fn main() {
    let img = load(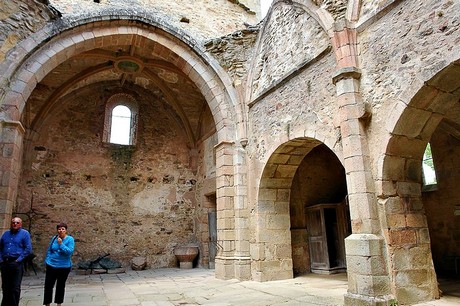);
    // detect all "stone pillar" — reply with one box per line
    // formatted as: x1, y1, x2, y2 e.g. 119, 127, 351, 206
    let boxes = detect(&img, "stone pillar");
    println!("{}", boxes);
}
250, 142, 307, 282
214, 141, 250, 280
233, 145, 251, 279
0, 120, 25, 232
332, 26, 395, 305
